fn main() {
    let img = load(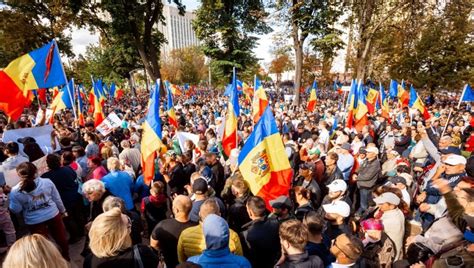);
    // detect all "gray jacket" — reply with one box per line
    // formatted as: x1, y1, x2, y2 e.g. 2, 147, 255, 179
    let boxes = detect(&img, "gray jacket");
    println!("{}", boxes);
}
356, 158, 381, 188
